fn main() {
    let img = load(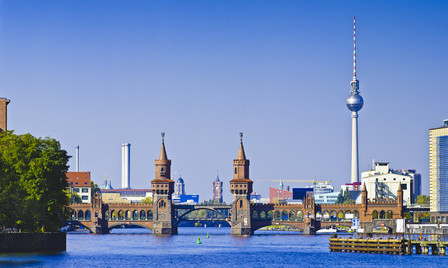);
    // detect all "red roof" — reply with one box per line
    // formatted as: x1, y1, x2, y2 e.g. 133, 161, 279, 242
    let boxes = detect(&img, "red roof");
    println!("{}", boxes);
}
66, 172, 91, 187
